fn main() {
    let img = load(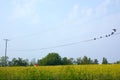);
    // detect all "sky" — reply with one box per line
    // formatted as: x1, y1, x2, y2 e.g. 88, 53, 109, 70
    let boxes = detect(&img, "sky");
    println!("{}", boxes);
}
0, 0, 120, 63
